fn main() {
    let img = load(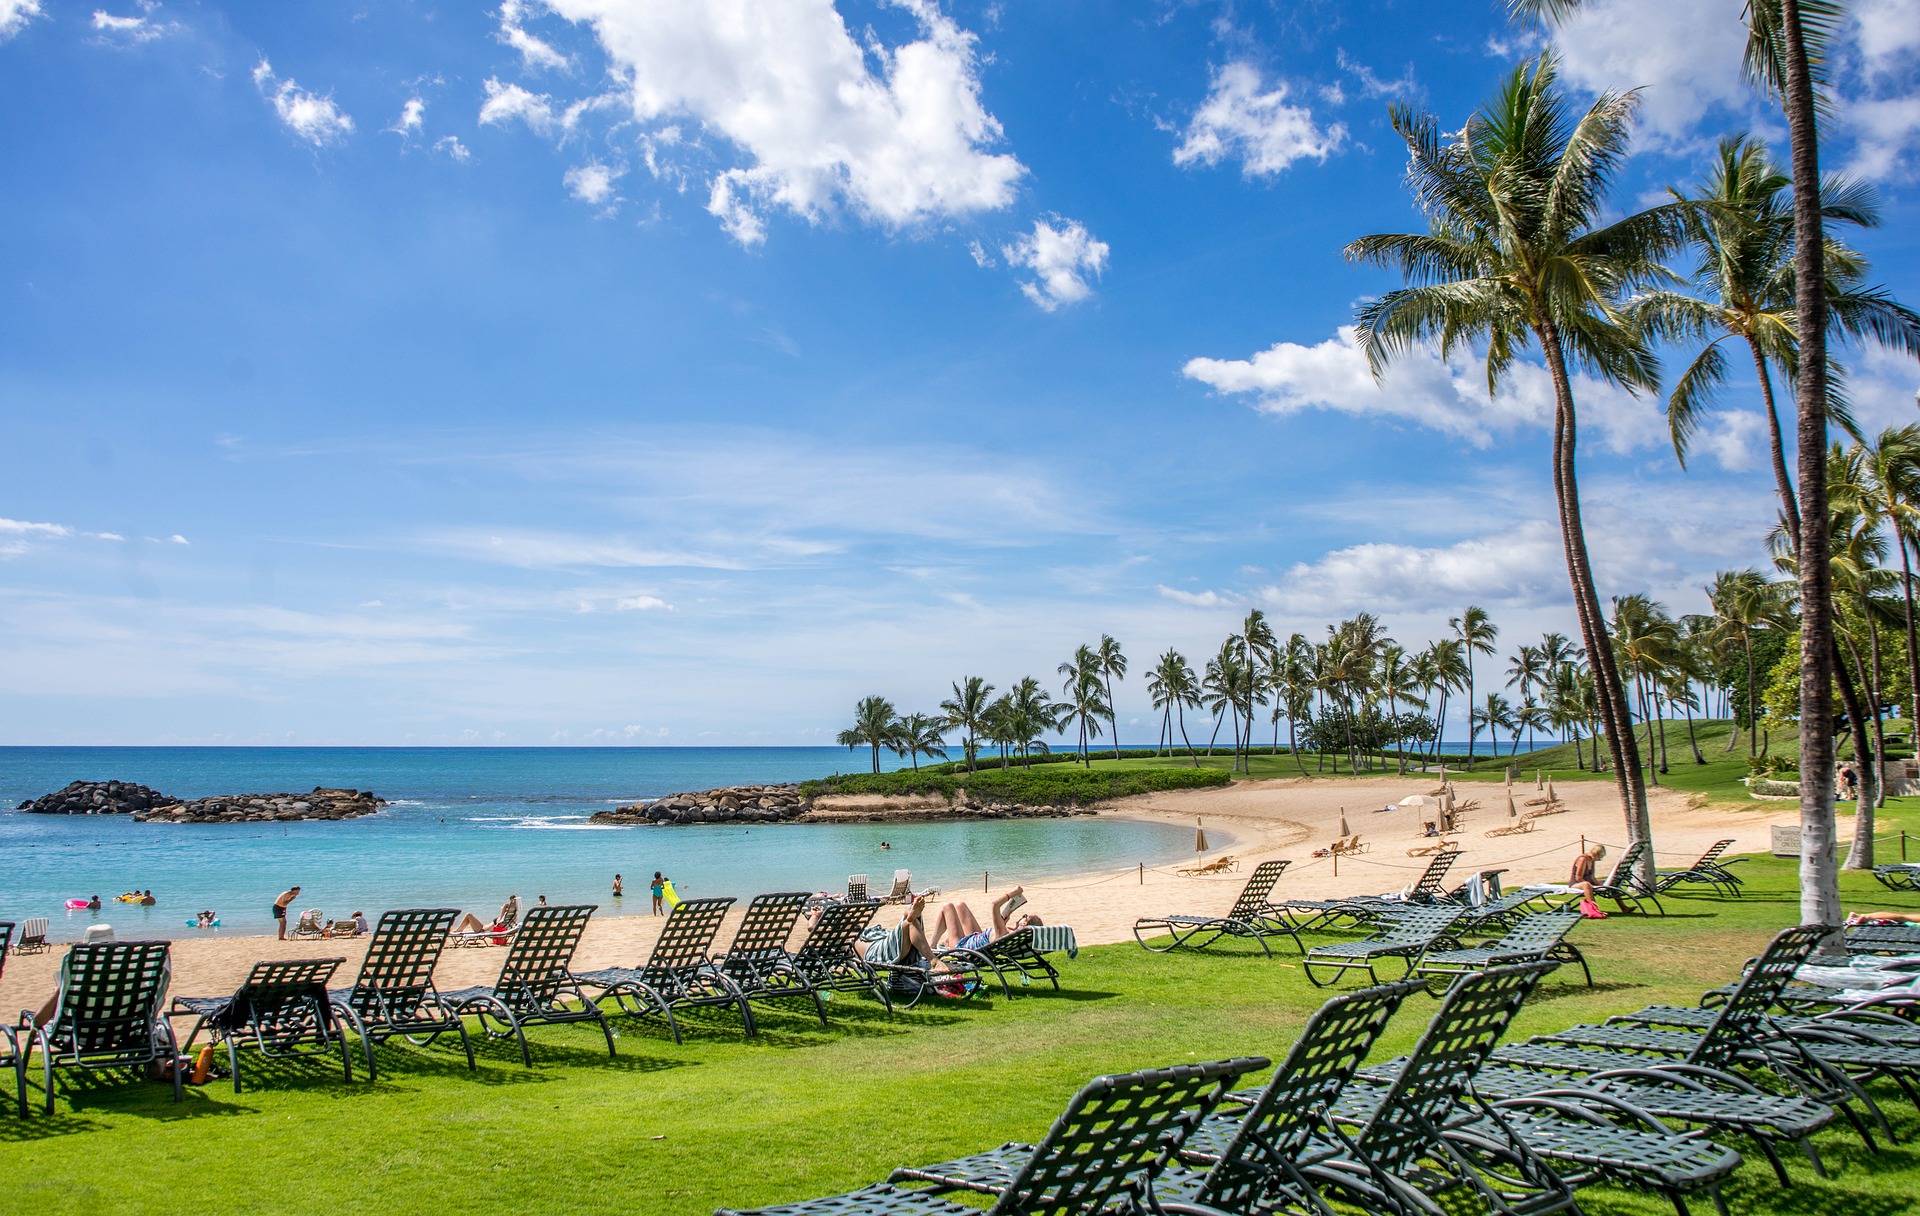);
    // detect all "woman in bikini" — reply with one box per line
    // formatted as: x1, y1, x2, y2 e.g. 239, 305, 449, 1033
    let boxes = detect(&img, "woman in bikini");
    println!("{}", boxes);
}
930, 886, 1041, 953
